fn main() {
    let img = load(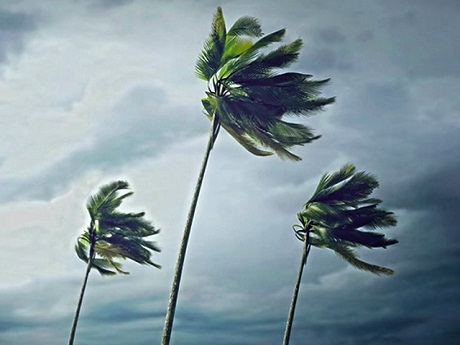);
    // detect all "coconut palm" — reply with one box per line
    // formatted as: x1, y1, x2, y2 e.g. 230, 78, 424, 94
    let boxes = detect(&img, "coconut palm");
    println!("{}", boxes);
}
283, 163, 398, 345
68, 180, 160, 345
162, 7, 335, 344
